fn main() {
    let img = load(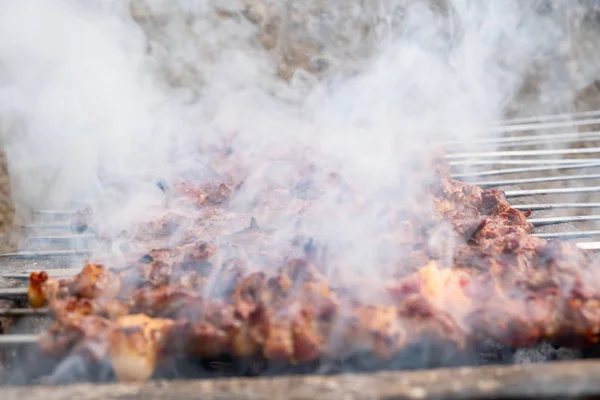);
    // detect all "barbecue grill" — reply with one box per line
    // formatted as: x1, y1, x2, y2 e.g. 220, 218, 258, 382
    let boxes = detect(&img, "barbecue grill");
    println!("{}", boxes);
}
2, 111, 600, 399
